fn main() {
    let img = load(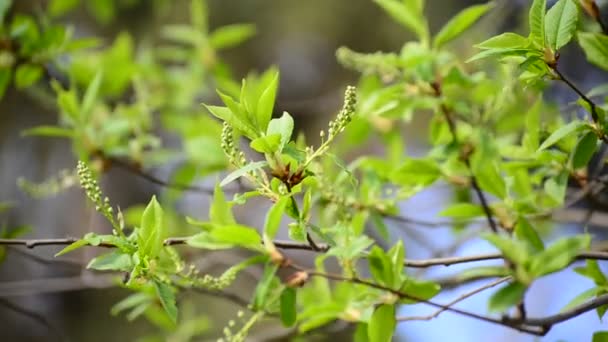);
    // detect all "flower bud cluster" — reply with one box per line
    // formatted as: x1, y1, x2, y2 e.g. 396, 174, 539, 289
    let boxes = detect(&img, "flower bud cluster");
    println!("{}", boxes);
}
327, 86, 357, 139
221, 122, 246, 166
77, 161, 118, 229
